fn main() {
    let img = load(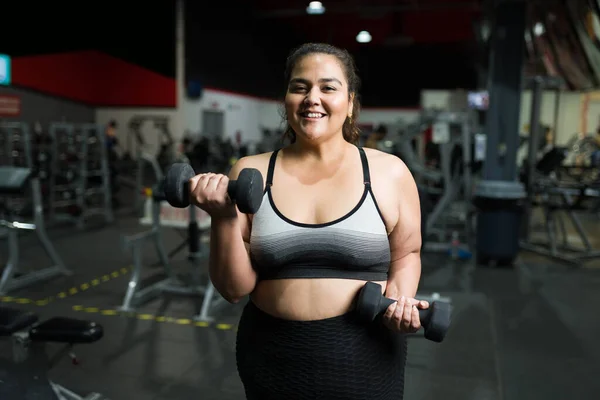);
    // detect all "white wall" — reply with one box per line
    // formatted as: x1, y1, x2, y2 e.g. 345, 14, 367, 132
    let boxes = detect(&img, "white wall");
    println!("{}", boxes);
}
421, 89, 582, 145
258, 100, 284, 131
95, 108, 178, 156
96, 90, 280, 156
359, 108, 421, 127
